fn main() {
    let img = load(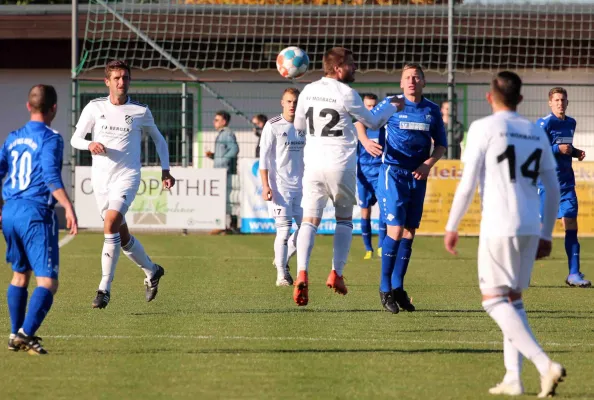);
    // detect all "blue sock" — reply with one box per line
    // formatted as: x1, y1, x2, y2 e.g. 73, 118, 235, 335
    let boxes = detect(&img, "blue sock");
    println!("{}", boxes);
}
7, 285, 28, 335
378, 220, 387, 249
393, 238, 413, 290
21, 287, 54, 337
380, 236, 401, 293
565, 230, 580, 275
361, 219, 373, 251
